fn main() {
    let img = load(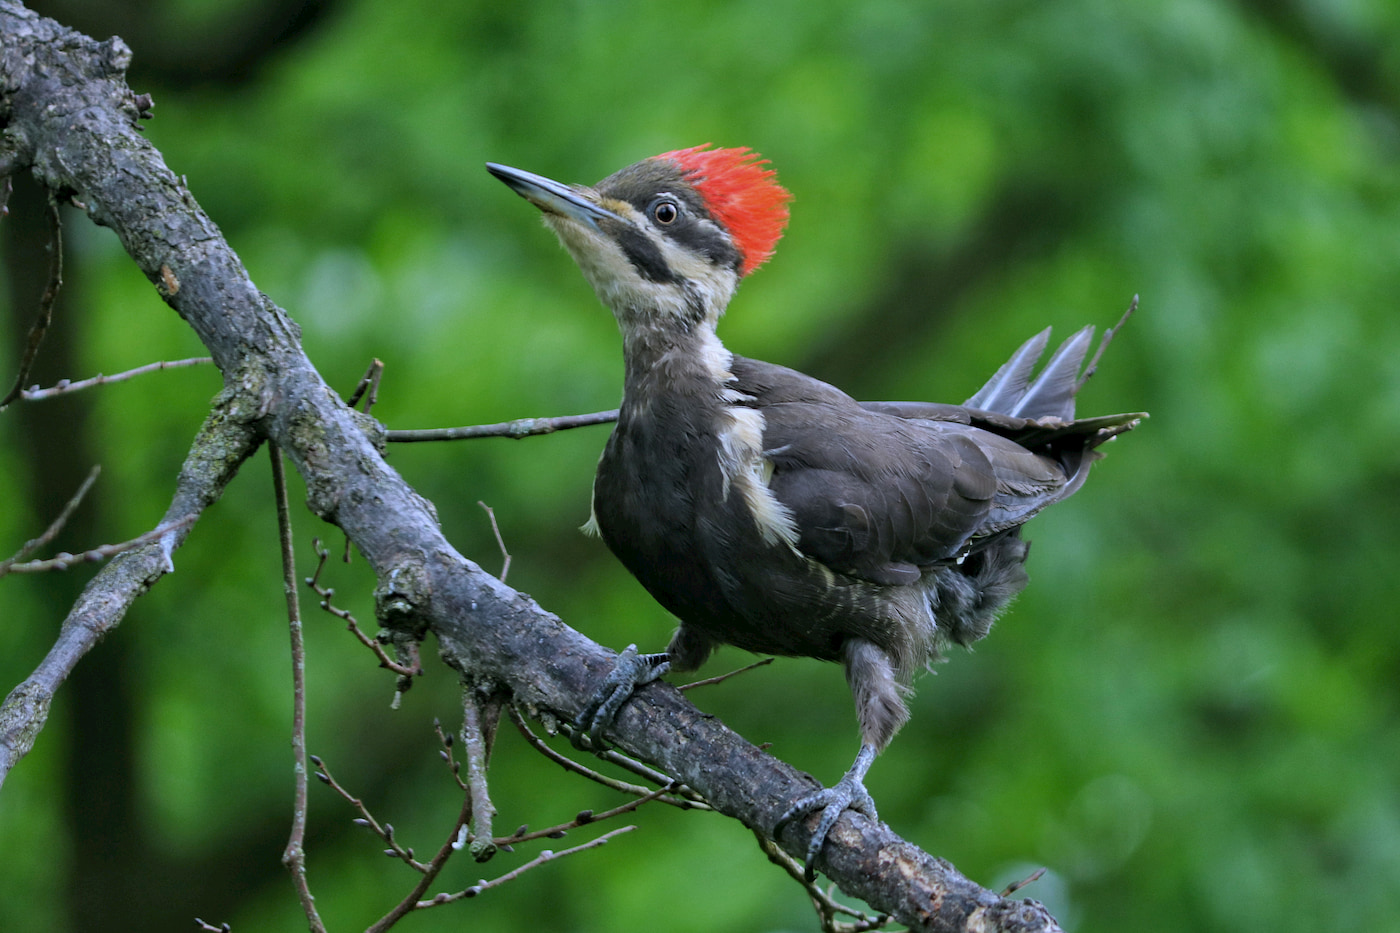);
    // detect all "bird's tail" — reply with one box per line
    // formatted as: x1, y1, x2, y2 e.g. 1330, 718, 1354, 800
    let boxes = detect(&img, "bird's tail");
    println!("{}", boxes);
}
964, 302, 1142, 447
965, 325, 1095, 421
